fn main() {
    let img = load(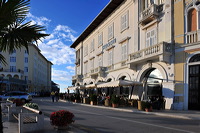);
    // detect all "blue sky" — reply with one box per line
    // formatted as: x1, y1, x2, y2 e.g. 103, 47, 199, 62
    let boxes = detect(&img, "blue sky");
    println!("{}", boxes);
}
27, 0, 110, 92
